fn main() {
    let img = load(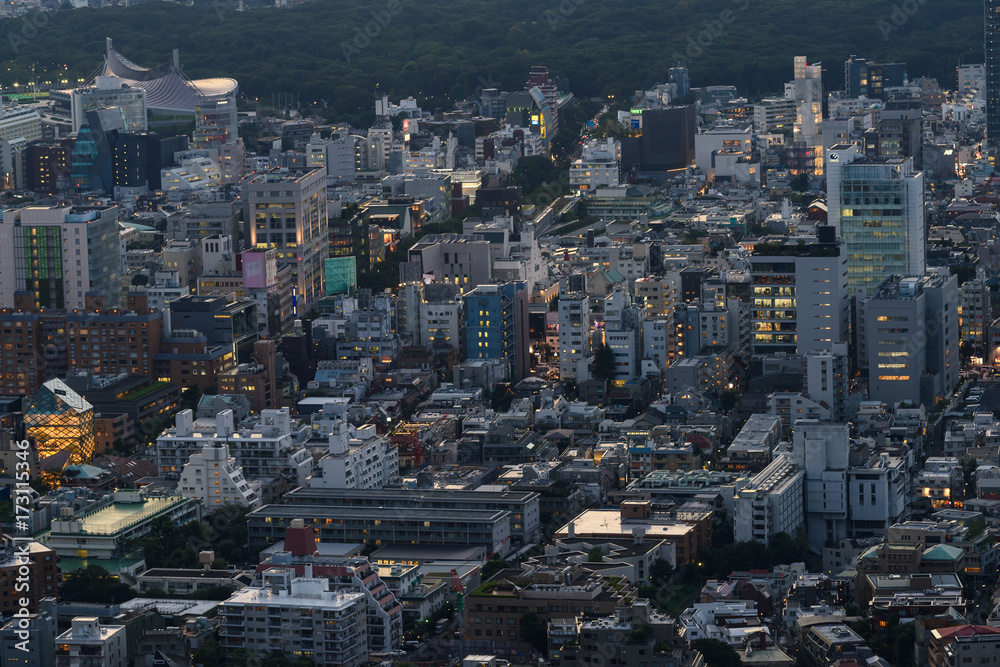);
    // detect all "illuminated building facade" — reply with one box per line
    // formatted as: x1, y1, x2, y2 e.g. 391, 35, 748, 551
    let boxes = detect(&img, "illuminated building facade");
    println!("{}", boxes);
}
25, 378, 96, 463
827, 147, 925, 293
244, 168, 328, 312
